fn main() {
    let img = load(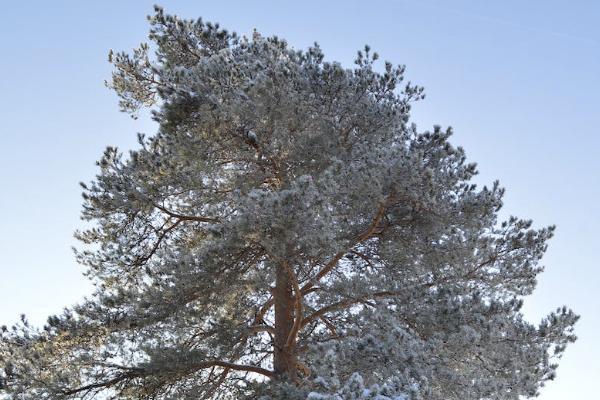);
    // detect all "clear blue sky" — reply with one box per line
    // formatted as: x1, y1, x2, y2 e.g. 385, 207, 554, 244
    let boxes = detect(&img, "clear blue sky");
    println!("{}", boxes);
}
0, 1, 597, 398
